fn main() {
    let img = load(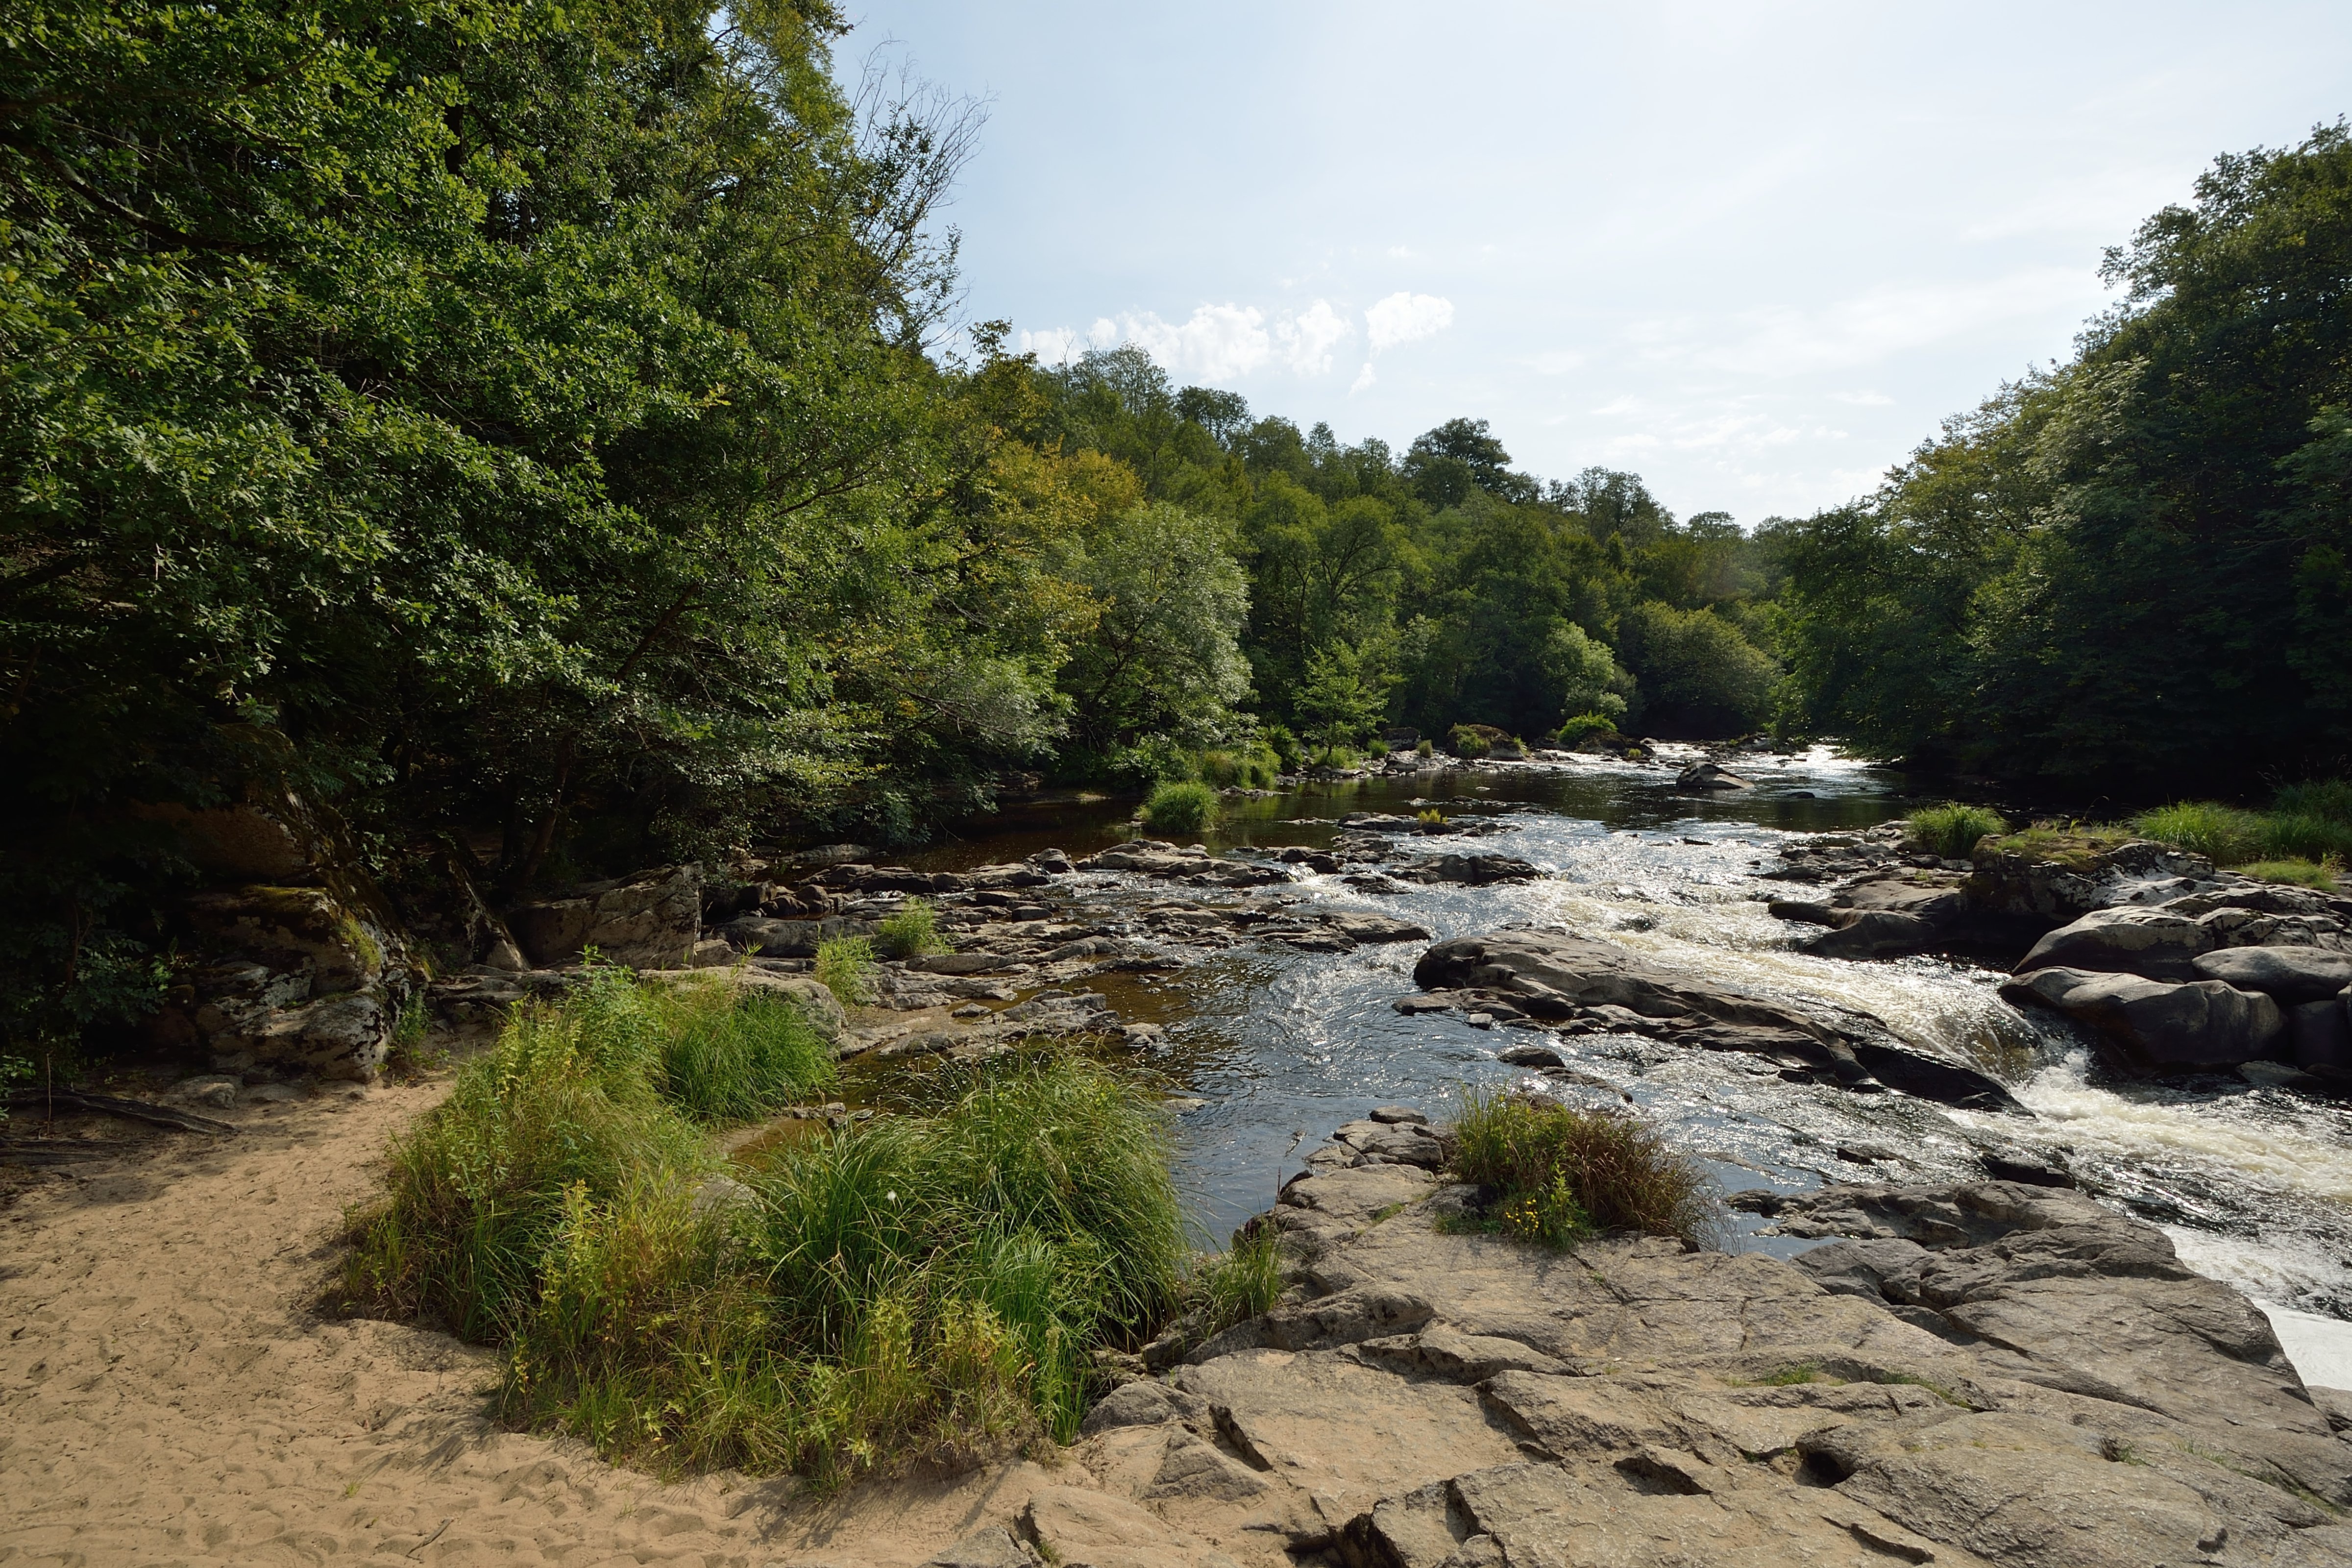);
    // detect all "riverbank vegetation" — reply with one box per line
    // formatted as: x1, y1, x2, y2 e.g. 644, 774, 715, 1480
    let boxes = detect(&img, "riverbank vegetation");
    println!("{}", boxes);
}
1450, 1090, 1722, 1250
3, 0, 2345, 1063
343, 974, 1185, 1479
